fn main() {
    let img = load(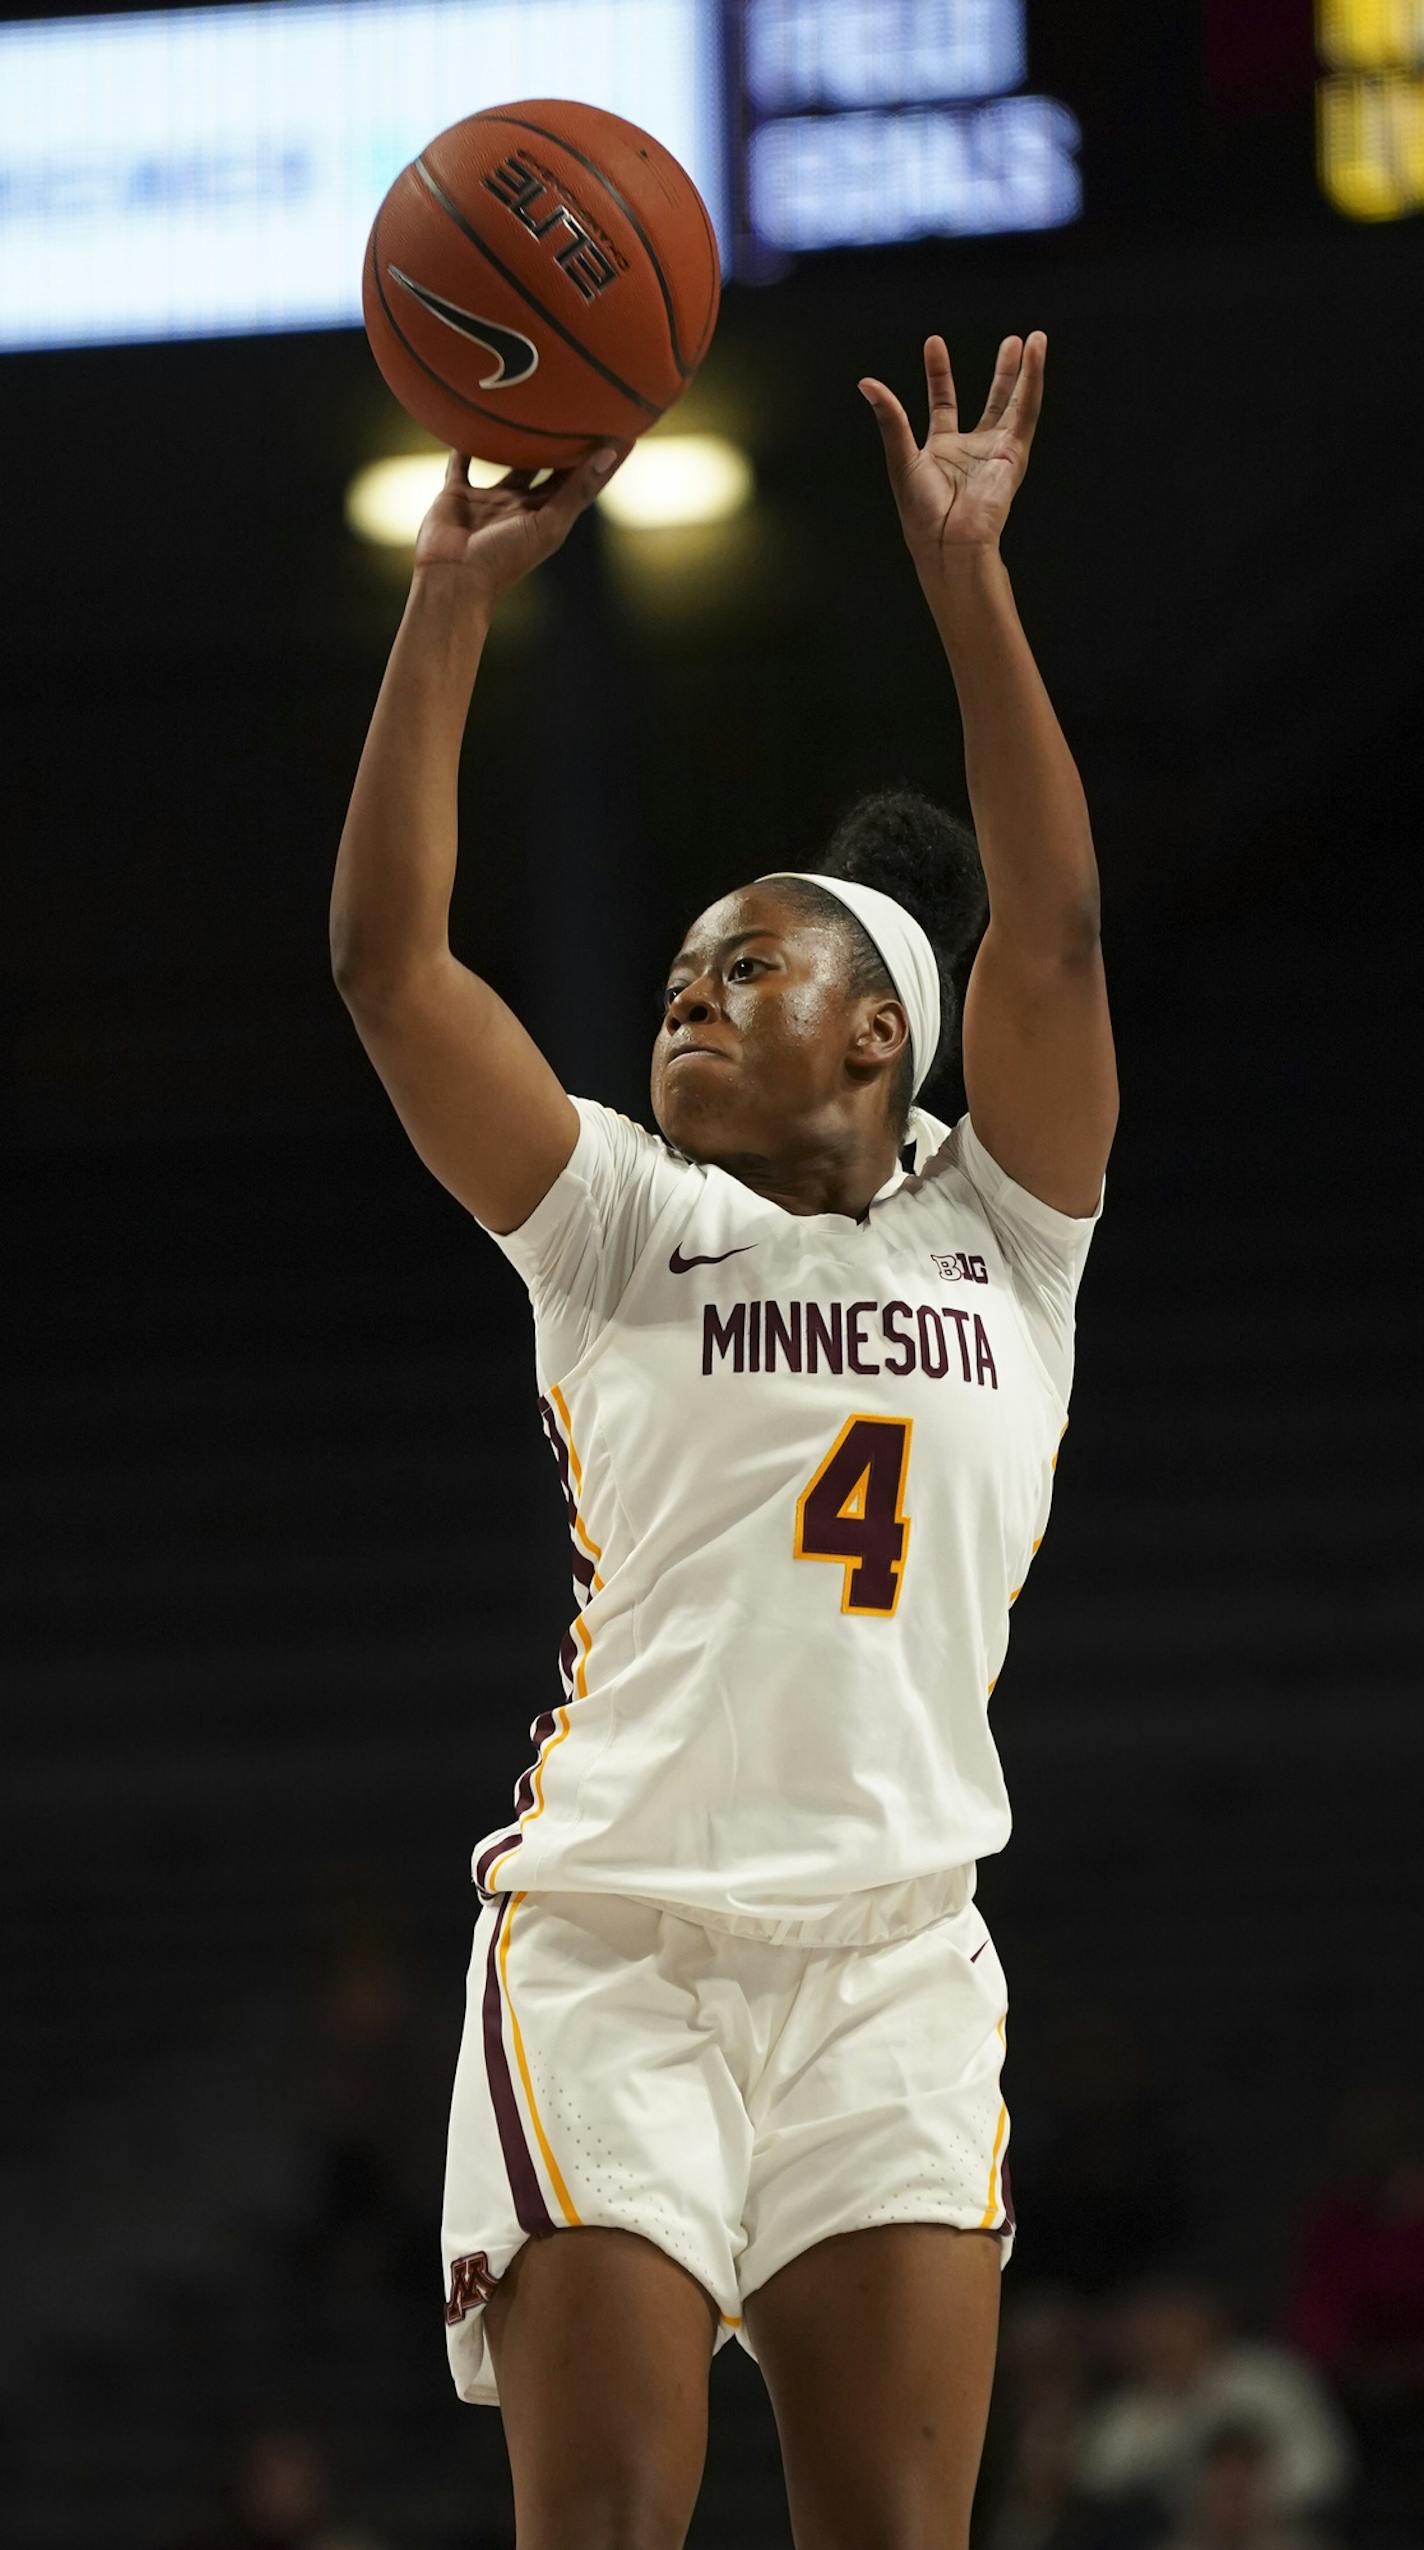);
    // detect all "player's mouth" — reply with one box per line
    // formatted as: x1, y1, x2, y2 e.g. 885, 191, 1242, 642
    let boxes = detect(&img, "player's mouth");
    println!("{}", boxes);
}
667, 1043, 734, 1065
